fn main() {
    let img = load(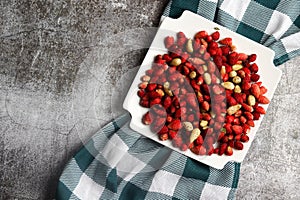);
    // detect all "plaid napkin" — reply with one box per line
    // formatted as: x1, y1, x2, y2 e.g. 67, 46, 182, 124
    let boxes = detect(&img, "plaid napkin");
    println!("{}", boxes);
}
57, 113, 240, 200
56, 1, 300, 199
163, 0, 300, 66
